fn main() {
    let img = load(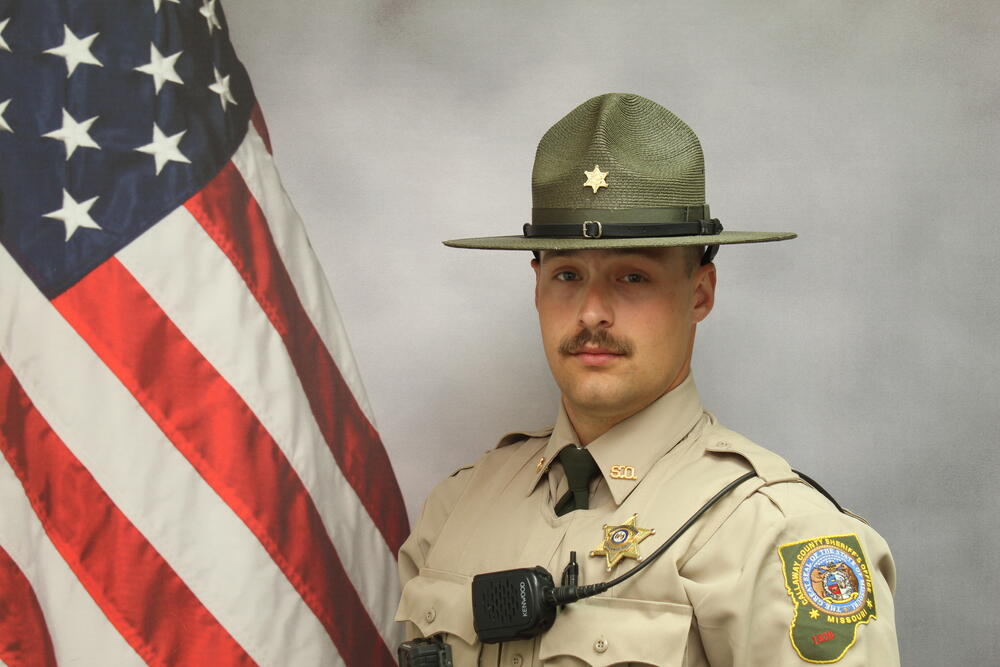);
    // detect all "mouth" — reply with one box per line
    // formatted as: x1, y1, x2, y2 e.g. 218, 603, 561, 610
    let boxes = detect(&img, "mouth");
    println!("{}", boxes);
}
570, 346, 625, 367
